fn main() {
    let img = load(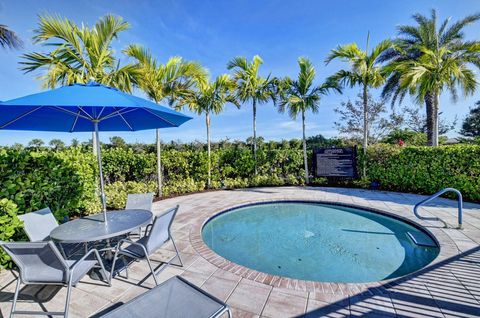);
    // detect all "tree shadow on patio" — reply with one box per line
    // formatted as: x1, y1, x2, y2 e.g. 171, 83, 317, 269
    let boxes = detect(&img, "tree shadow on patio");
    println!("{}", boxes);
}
302, 245, 480, 317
